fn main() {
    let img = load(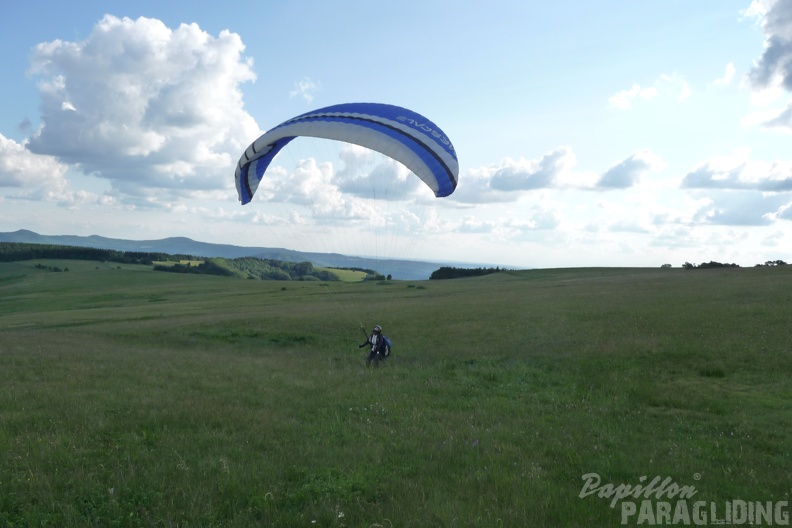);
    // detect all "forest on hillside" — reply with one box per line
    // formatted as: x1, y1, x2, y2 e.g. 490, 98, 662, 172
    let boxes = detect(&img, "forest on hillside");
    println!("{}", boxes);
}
155, 257, 343, 281
429, 266, 507, 280
0, 242, 185, 265
0, 242, 380, 282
